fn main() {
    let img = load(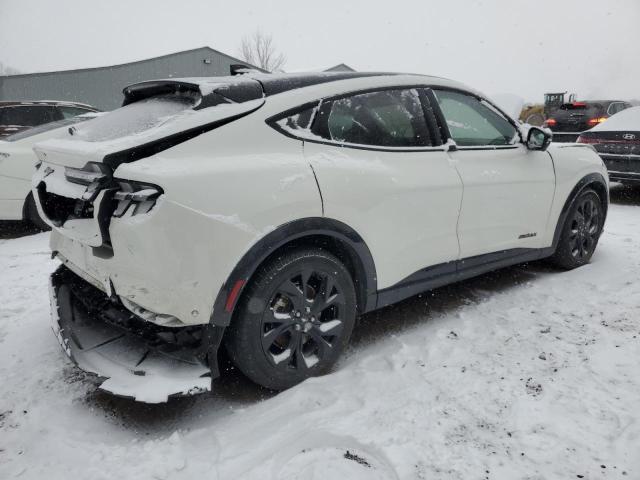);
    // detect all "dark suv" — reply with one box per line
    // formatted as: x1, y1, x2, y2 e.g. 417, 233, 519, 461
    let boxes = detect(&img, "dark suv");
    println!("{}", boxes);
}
0, 101, 100, 138
544, 100, 631, 142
